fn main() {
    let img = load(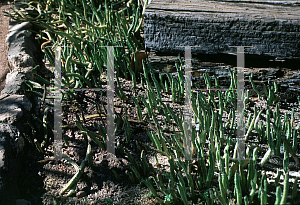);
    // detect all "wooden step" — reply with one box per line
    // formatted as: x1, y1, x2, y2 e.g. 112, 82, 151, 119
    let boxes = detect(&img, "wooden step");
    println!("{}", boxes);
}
144, 0, 300, 58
